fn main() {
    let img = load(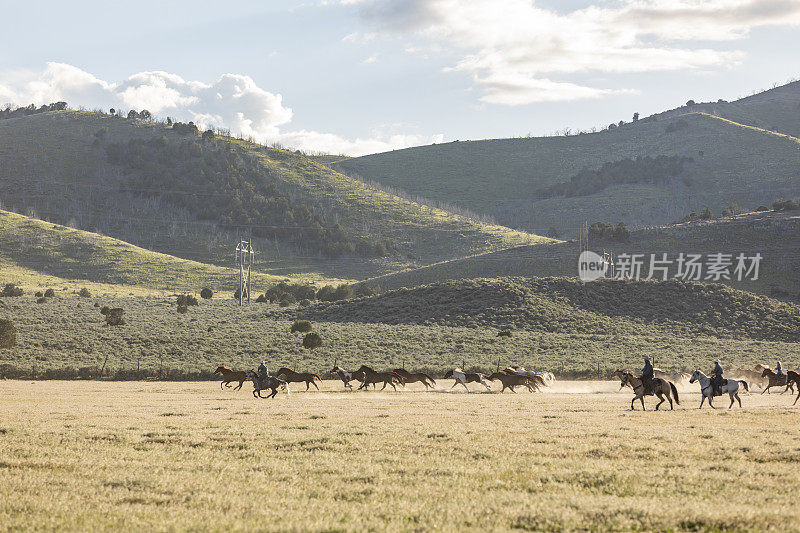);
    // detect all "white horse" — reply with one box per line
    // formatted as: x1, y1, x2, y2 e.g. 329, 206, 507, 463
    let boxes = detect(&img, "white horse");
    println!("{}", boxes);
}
508, 366, 555, 386
444, 368, 491, 392
689, 370, 748, 409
